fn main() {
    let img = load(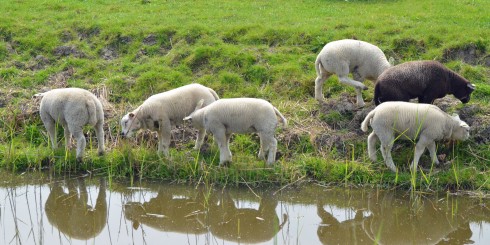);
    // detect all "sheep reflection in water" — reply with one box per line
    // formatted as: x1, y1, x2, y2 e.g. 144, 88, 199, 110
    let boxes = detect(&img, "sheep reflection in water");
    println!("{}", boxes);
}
45, 178, 107, 240
123, 188, 288, 243
314, 189, 484, 245
208, 191, 288, 243
123, 188, 208, 234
